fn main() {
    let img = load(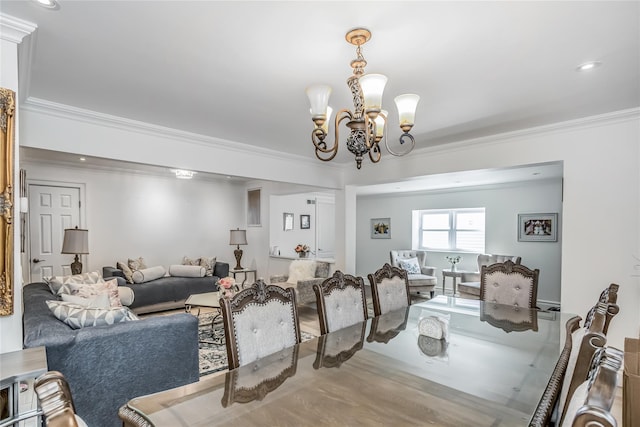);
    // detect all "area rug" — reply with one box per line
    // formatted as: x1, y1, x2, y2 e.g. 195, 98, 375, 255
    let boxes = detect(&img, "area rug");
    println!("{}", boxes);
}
197, 312, 316, 377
